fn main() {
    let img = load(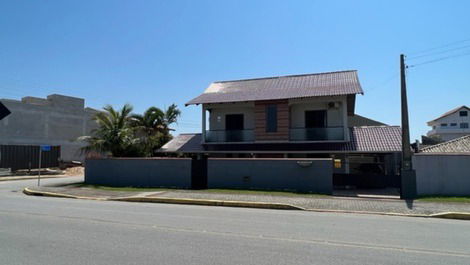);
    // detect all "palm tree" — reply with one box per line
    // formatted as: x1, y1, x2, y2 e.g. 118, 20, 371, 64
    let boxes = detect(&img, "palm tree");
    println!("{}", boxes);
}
129, 104, 181, 156
78, 104, 142, 157
160, 104, 181, 141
